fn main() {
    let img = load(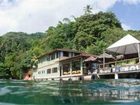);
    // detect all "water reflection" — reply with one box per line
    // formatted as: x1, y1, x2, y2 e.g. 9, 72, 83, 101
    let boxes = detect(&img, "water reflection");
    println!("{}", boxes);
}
0, 80, 140, 105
